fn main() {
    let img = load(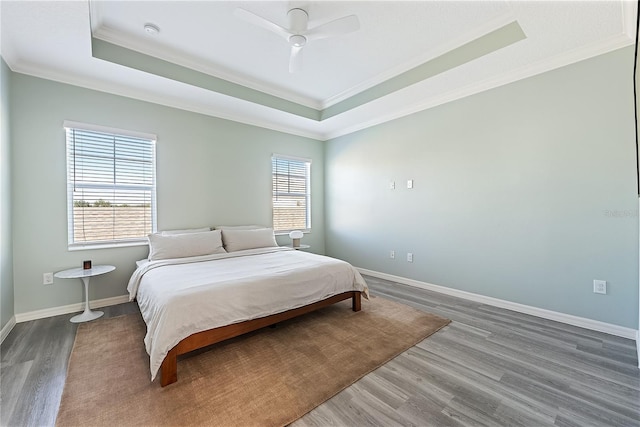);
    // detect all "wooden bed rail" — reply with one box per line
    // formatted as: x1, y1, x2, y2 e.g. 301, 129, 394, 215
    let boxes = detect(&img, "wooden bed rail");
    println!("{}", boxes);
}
160, 291, 362, 387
